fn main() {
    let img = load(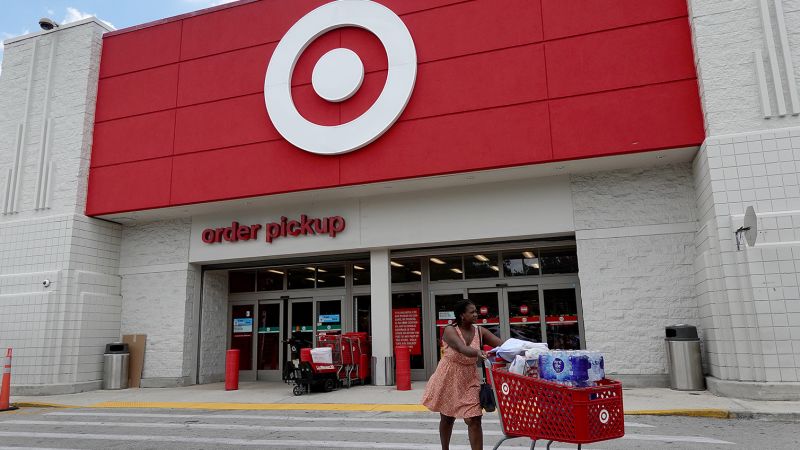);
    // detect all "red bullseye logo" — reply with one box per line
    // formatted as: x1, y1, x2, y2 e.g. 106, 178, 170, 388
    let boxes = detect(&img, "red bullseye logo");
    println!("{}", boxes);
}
264, 0, 417, 155
520, 304, 529, 315
480, 306, 488, 315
